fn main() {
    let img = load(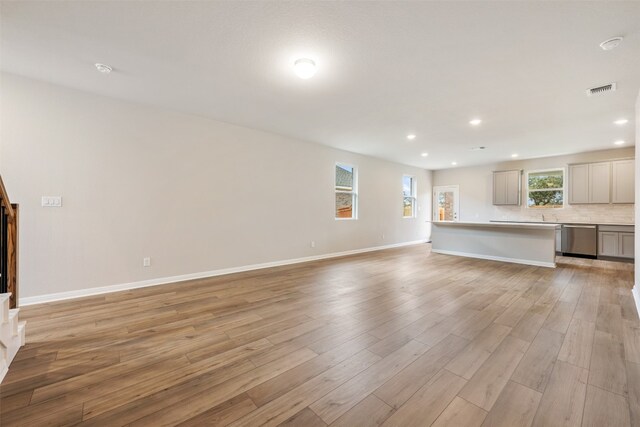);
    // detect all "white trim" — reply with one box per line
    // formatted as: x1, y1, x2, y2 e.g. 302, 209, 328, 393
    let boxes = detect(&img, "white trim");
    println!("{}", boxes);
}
20, 240, 427, 306
431, 248, 556, 268
633, 284, 640, 320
